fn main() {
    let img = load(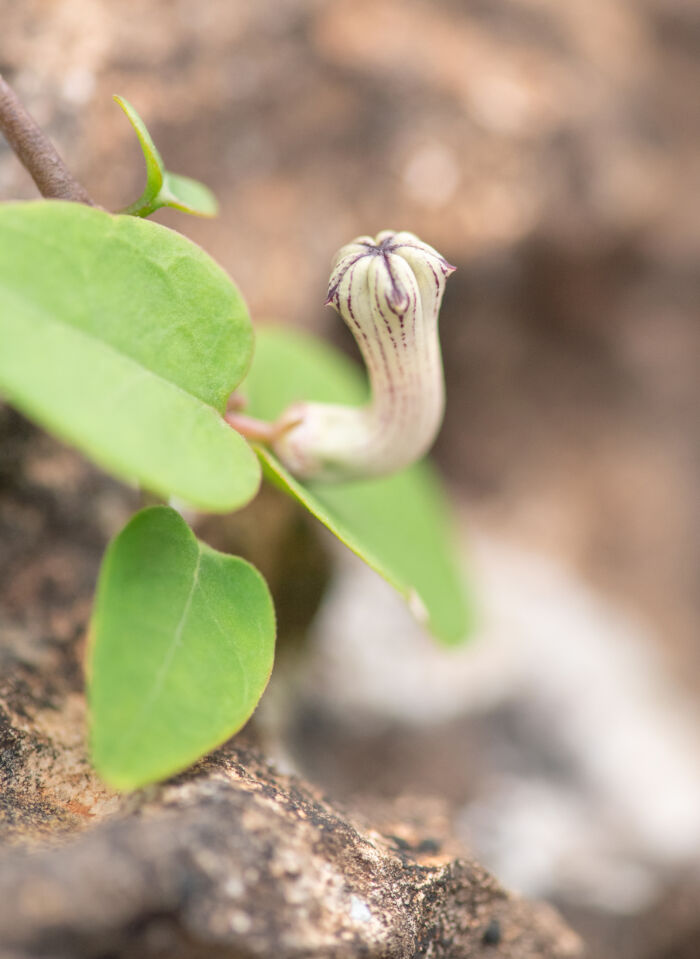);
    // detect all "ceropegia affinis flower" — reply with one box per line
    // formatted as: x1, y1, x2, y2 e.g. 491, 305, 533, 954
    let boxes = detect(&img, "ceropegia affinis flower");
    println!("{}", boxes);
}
271, 231, 455, 482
